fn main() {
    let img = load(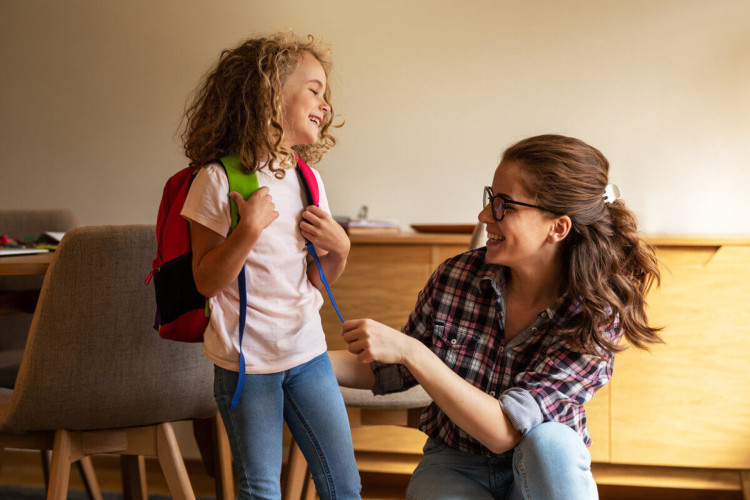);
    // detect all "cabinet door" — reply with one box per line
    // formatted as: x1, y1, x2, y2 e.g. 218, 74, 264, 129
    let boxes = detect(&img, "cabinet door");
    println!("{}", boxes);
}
610, 245, 750, 468
321, 244, 434, 350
